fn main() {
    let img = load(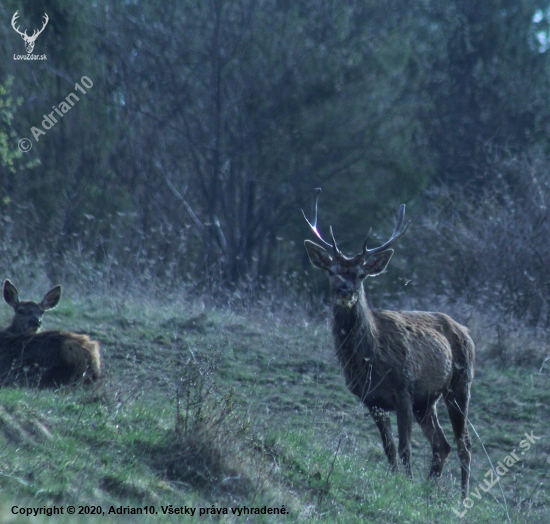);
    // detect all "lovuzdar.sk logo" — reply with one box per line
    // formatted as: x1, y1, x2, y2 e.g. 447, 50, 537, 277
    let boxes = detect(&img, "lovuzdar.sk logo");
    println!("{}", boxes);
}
12, 10, 48, 60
